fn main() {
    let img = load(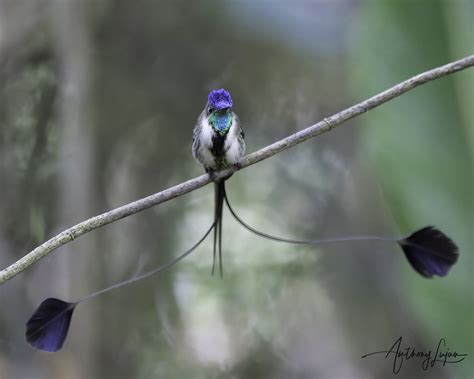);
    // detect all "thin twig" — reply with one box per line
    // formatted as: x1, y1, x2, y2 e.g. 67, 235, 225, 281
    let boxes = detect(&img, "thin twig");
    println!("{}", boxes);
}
1, 55, 473, 284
